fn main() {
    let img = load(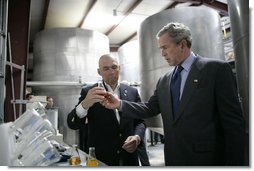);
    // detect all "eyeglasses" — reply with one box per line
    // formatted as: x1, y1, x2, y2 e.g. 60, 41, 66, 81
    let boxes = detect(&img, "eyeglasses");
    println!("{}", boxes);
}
101, 65, 119, 72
